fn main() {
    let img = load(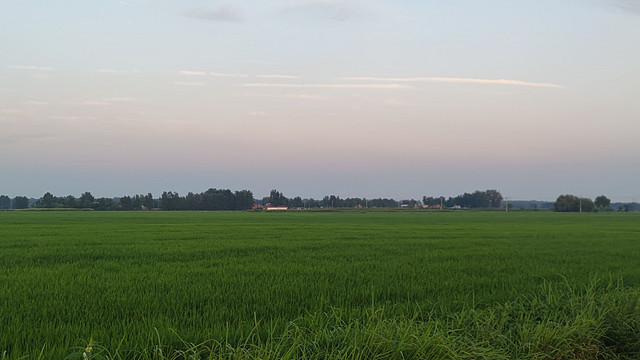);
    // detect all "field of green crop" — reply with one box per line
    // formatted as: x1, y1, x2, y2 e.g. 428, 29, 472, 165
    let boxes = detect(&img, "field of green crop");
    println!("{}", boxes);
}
1, 210, 639, 359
